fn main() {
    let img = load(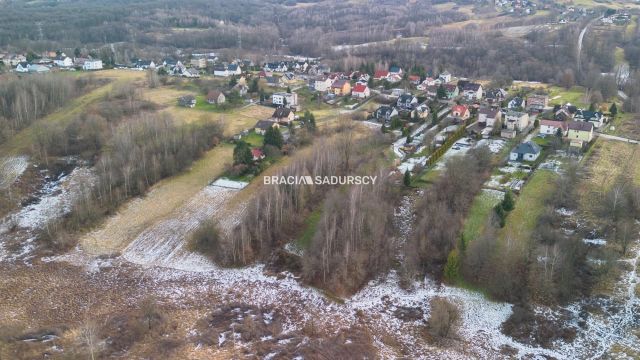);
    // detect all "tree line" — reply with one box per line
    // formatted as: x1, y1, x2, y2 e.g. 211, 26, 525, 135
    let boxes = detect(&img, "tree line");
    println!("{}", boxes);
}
0, 74, 101, 144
